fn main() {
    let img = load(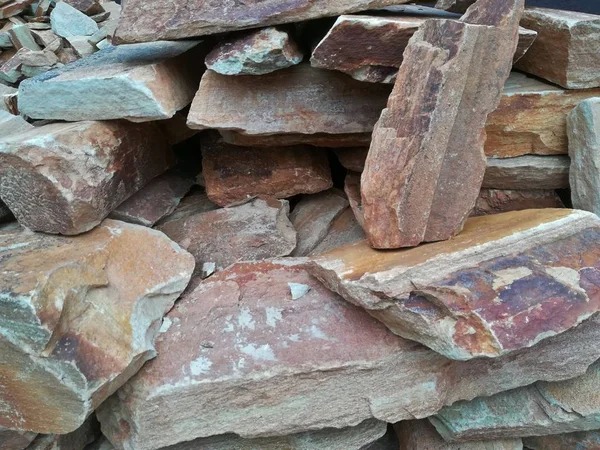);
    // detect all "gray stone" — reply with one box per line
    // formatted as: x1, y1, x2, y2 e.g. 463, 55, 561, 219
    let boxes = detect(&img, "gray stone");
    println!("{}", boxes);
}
483, 156, 570, 190
0, 425, 36, 450
50, 1, 99, 38
0, 109, 33, 136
